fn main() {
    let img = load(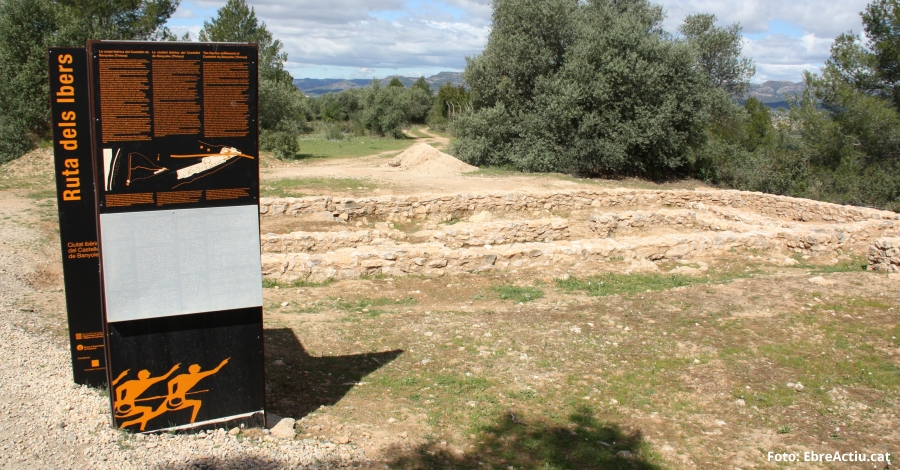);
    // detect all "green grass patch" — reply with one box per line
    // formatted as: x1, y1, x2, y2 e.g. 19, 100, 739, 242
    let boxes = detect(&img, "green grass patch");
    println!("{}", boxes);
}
261, 177, 379, 198
289, 135, 414, 160
26, 189, 56, 200
262, 278, 335, 288
332, 296, 417, 318
492, 285, 545, 303
406, 127, 430, 139
555, 273, 698, 297
465, 165, 524, 177
788, 254, 869, 273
